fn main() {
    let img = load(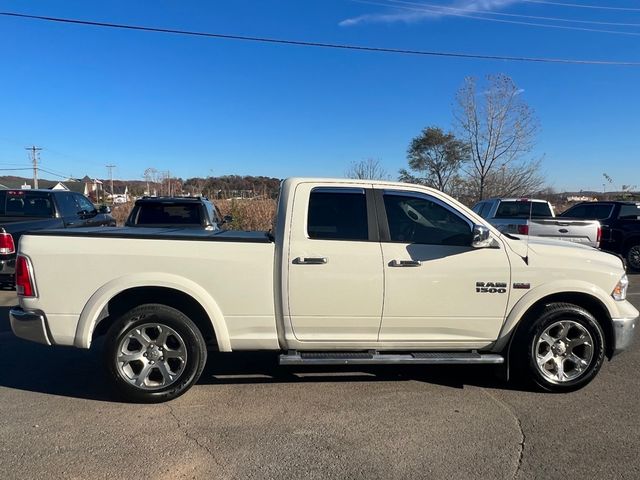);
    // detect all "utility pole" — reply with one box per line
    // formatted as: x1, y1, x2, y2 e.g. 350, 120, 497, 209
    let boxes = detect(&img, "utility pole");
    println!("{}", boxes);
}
26, 146, 42, 189
106, 164, 116, 203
